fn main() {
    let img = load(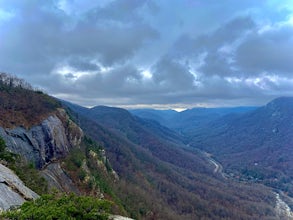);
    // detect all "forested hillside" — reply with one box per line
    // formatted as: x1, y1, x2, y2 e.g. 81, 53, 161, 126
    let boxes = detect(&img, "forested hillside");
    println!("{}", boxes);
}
0, 74, 127, 219
0, 73, 287, 219
188, 97, 293, 197
0, 73, 61, 128
63, 101, 279, 219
